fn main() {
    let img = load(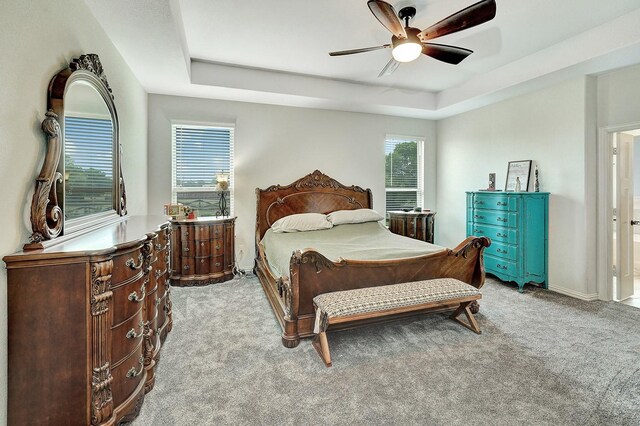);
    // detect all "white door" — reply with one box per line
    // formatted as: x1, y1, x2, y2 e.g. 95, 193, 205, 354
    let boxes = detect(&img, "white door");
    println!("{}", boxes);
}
616, 132, 635, 300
